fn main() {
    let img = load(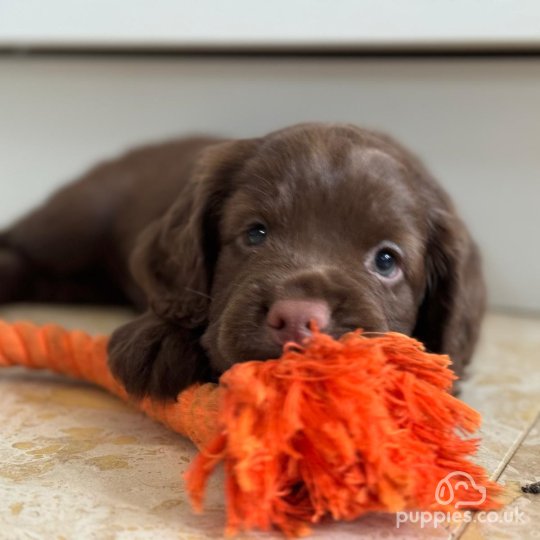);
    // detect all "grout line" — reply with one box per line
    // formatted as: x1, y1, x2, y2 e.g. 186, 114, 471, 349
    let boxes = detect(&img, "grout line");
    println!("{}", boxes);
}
489, 409, 540, 482
449, 409, 540, 540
